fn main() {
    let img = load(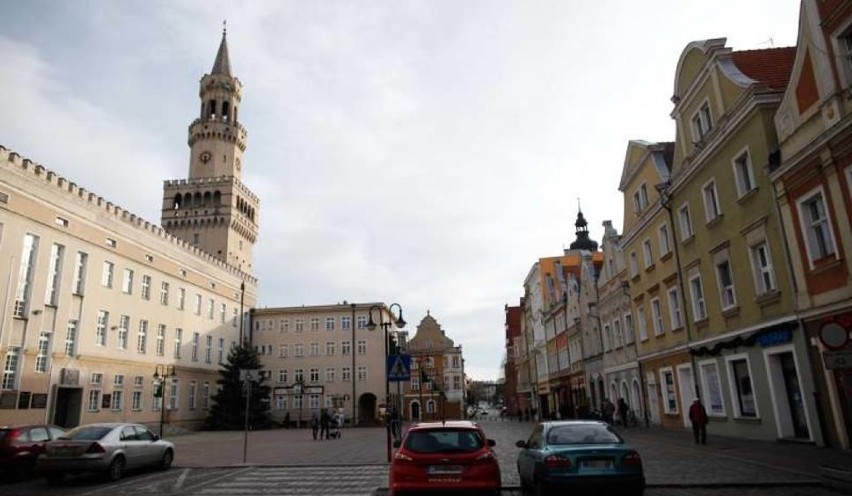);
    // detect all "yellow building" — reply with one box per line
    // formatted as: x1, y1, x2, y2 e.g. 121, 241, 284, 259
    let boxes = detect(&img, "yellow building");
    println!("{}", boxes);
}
0, 31, 257, 431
